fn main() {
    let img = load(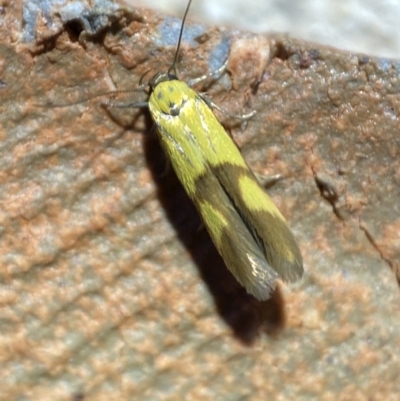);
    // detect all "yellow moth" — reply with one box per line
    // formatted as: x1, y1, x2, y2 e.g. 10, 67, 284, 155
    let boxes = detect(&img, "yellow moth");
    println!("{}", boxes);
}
143, 0, 303, 300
